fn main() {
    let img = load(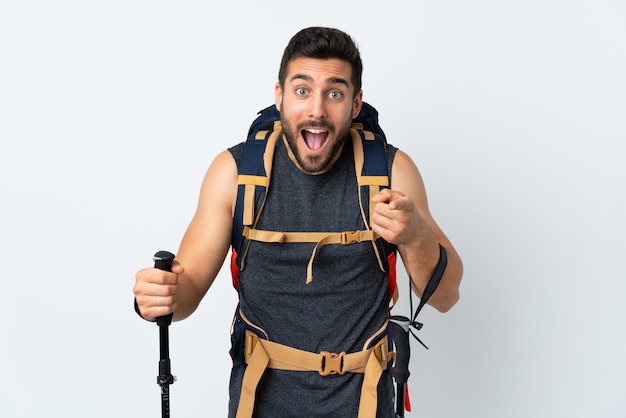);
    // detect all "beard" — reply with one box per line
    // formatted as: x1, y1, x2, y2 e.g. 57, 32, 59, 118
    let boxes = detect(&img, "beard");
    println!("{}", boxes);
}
280, 103, 353, 174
